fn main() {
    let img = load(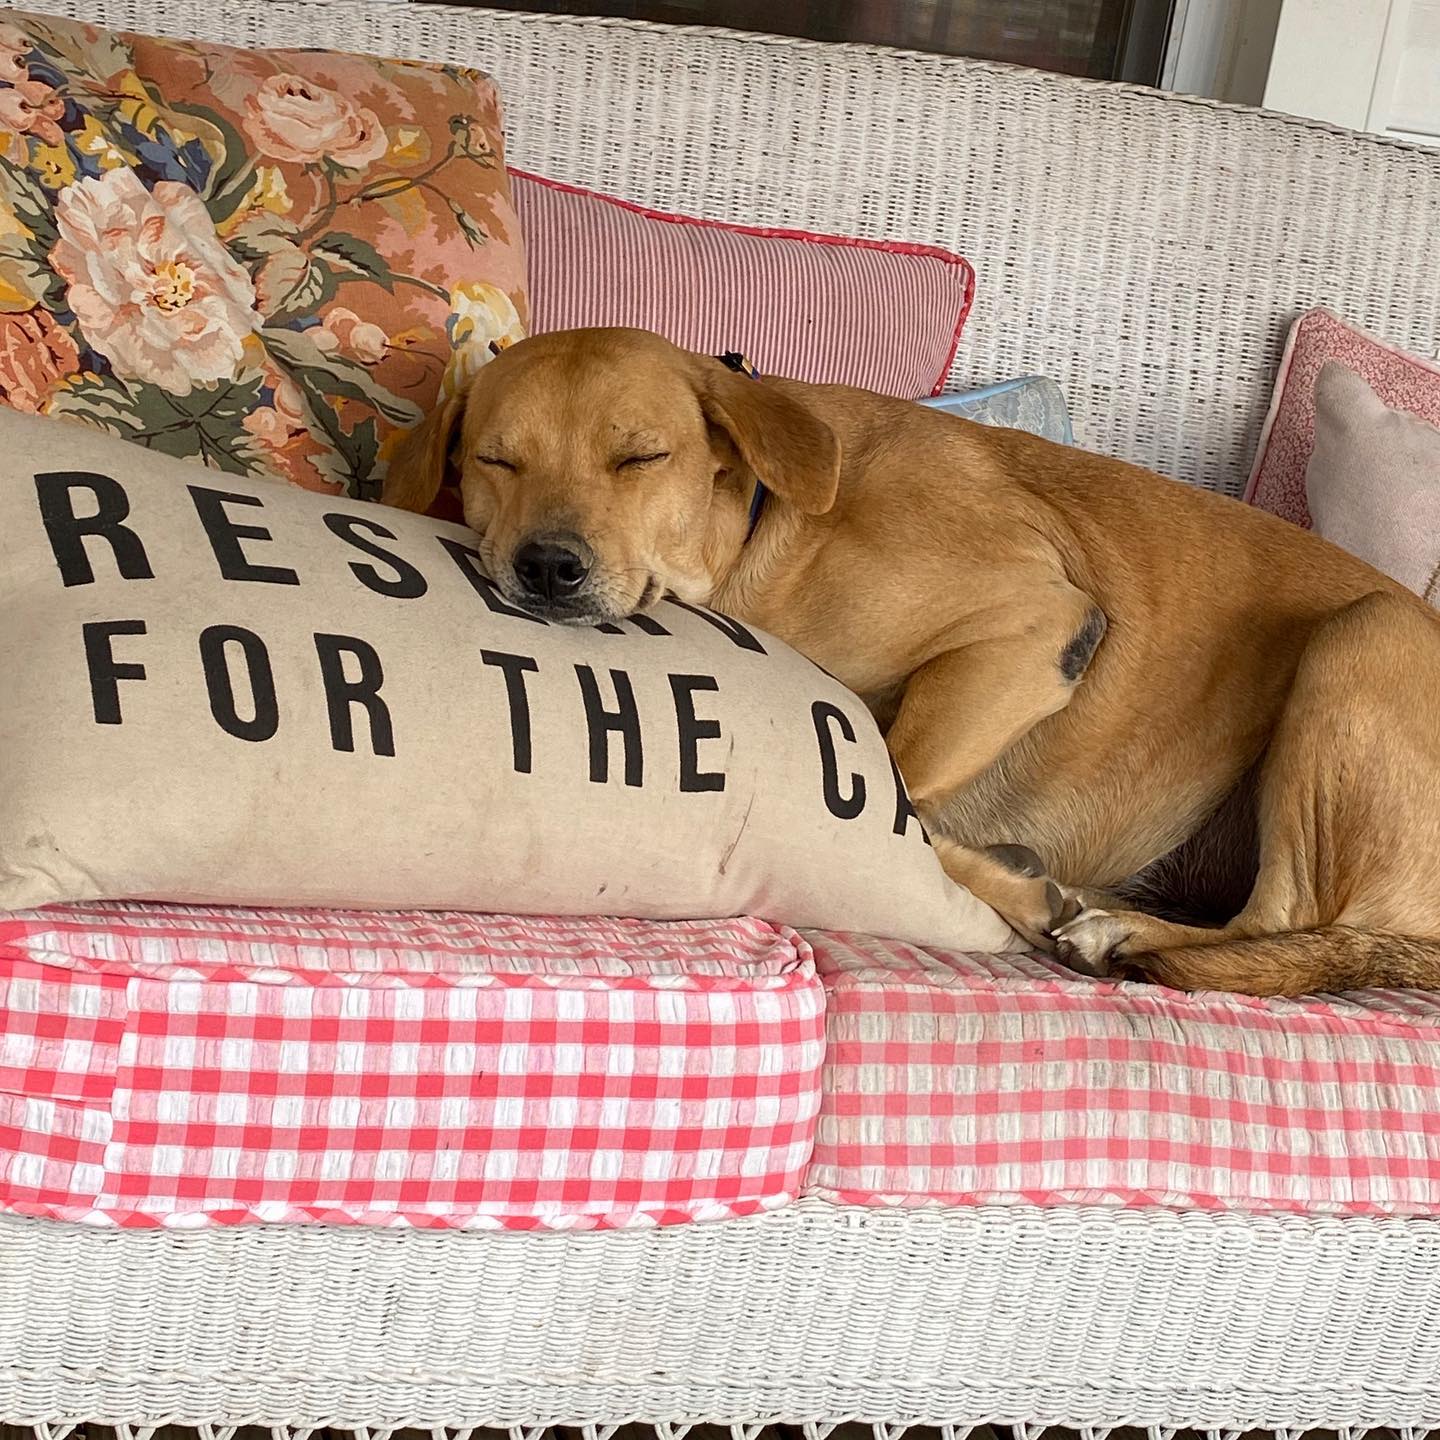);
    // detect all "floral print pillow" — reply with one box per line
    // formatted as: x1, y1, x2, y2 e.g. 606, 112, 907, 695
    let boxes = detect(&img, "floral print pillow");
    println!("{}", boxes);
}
0, 11, 528, 498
